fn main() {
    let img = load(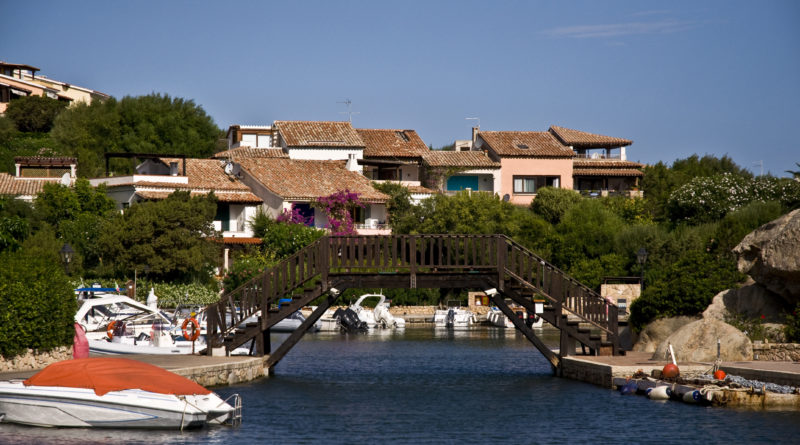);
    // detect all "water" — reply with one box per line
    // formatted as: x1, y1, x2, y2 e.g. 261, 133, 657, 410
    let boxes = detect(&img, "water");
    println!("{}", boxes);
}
2, 327, 800, 444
